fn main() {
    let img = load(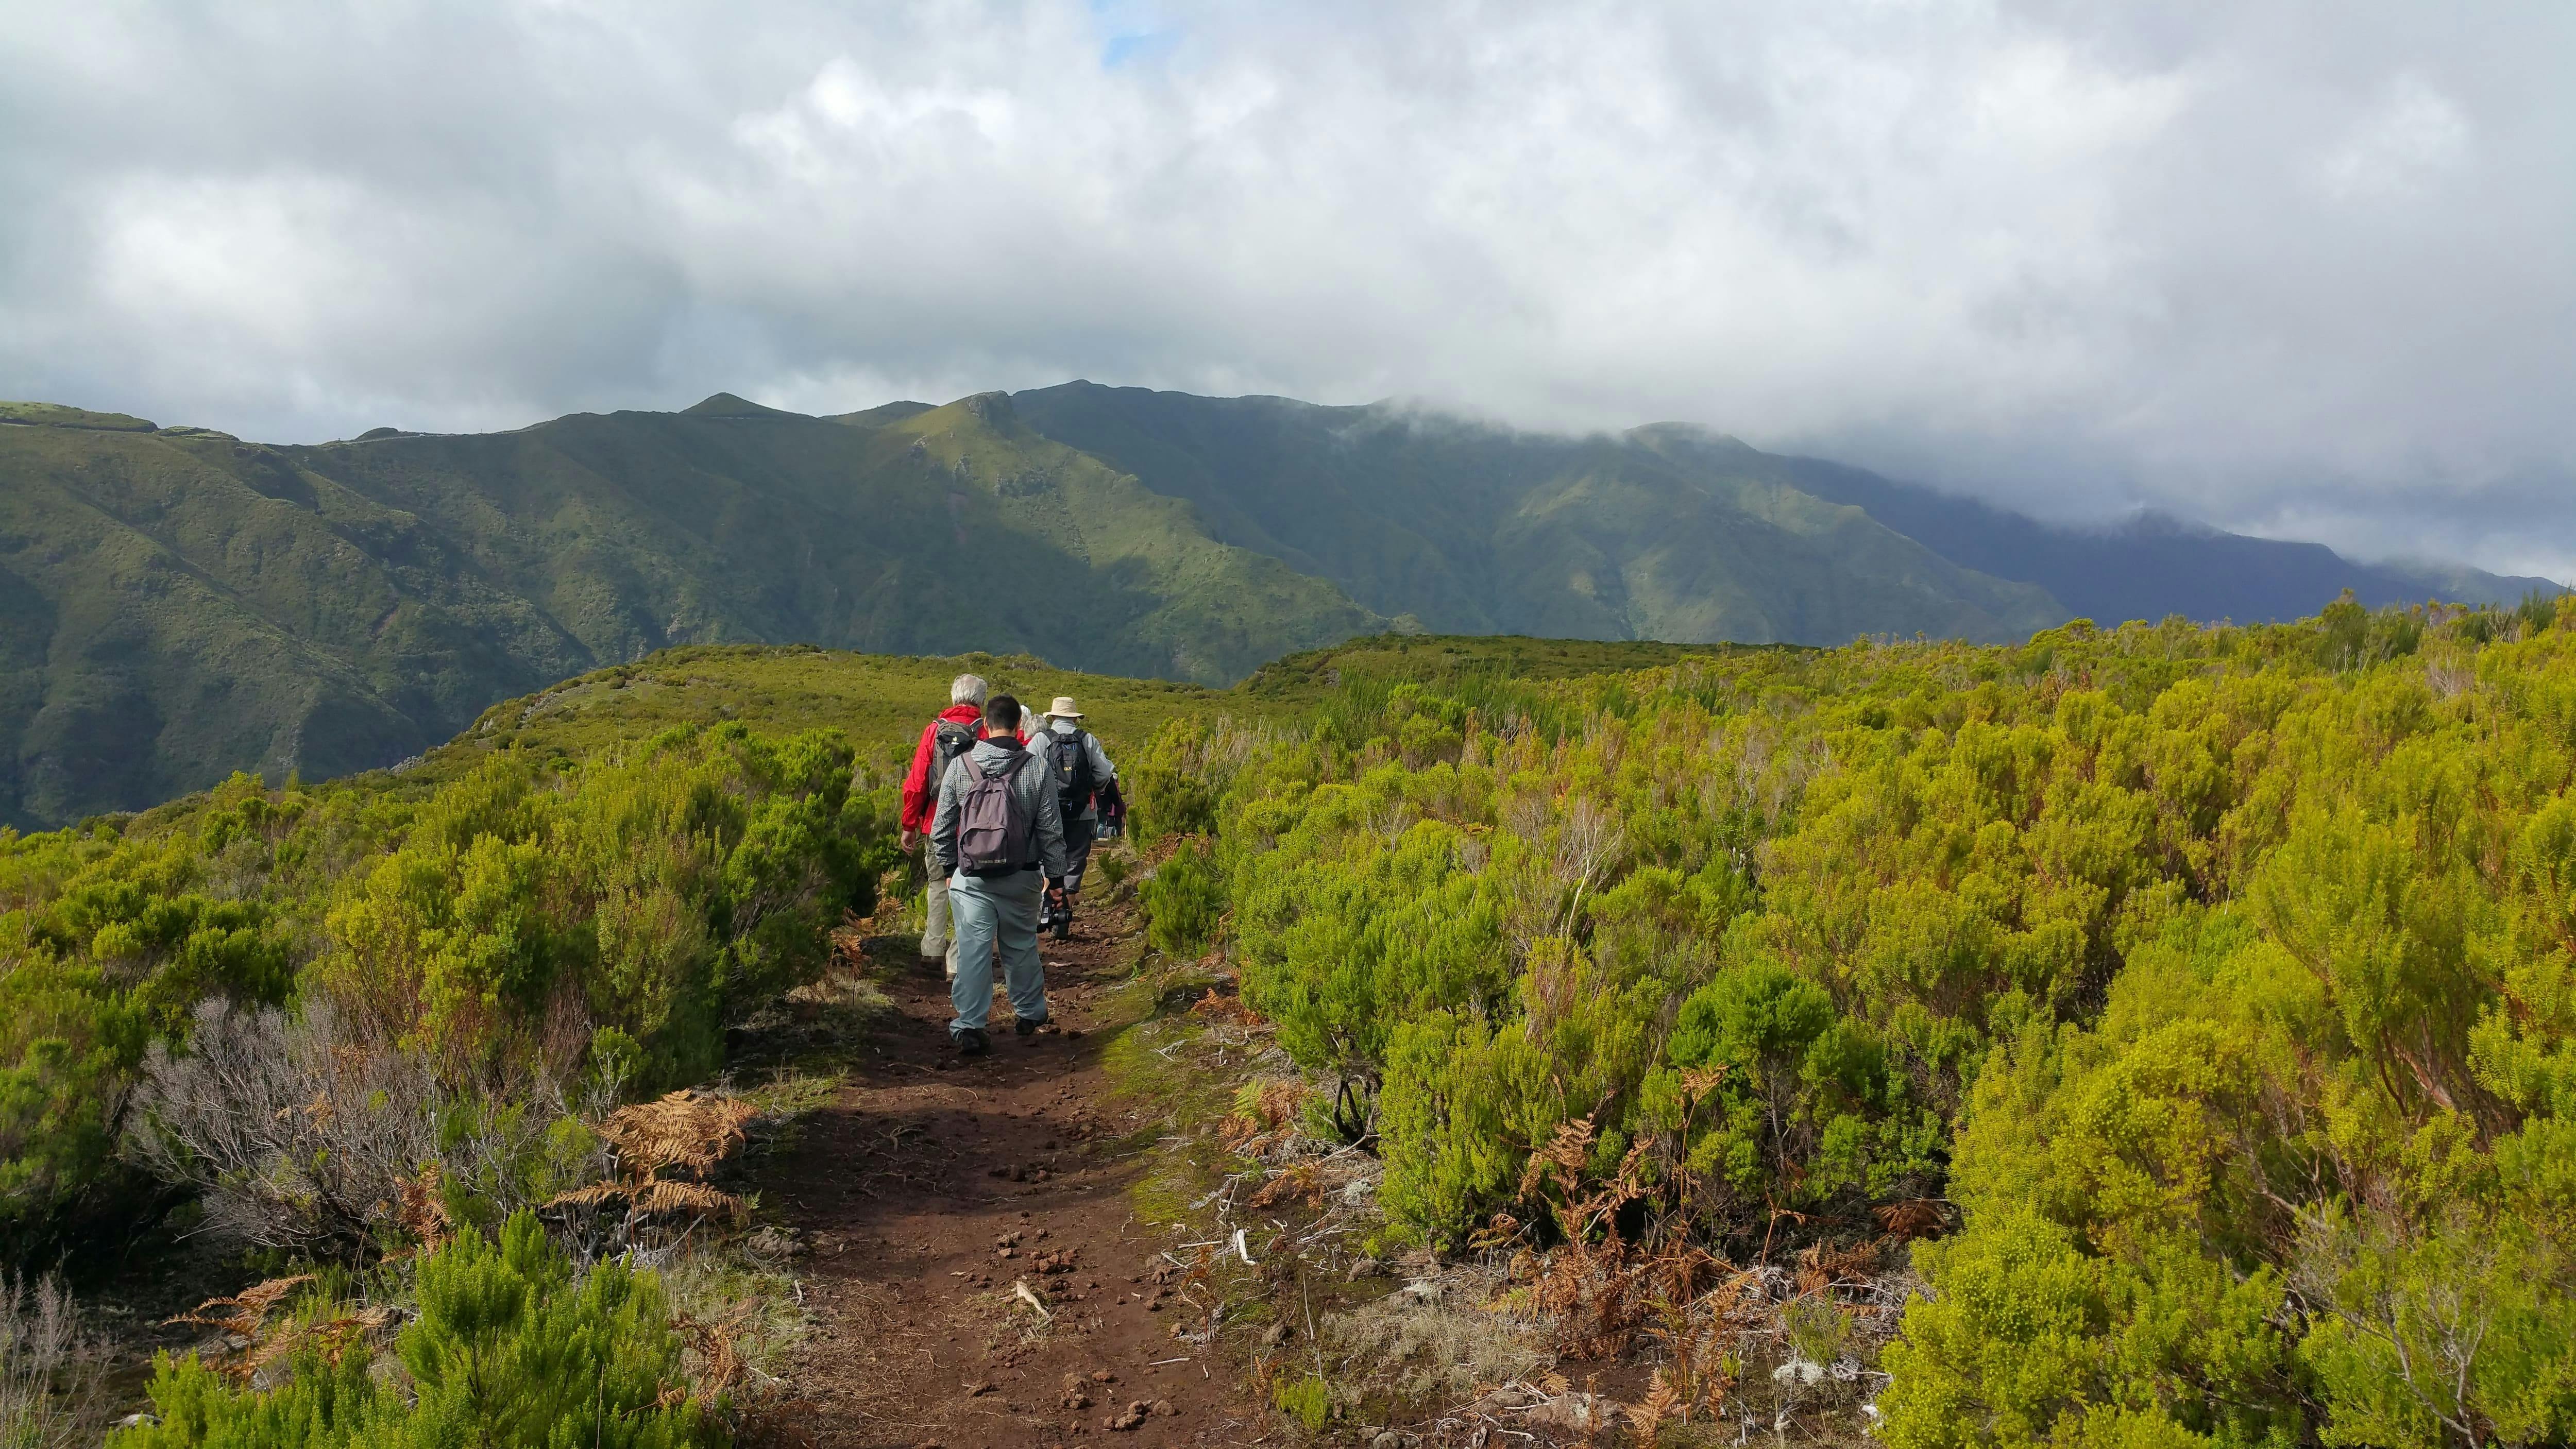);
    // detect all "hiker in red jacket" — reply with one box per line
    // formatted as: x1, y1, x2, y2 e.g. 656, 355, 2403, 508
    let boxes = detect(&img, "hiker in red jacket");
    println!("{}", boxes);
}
901, 673, 995, 973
